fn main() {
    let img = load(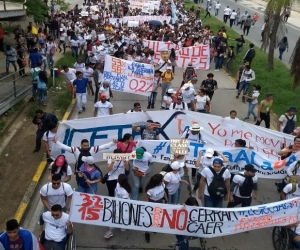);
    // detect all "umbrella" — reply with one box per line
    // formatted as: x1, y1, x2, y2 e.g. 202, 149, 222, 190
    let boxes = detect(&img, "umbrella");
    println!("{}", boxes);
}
149, 20, 162, 26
